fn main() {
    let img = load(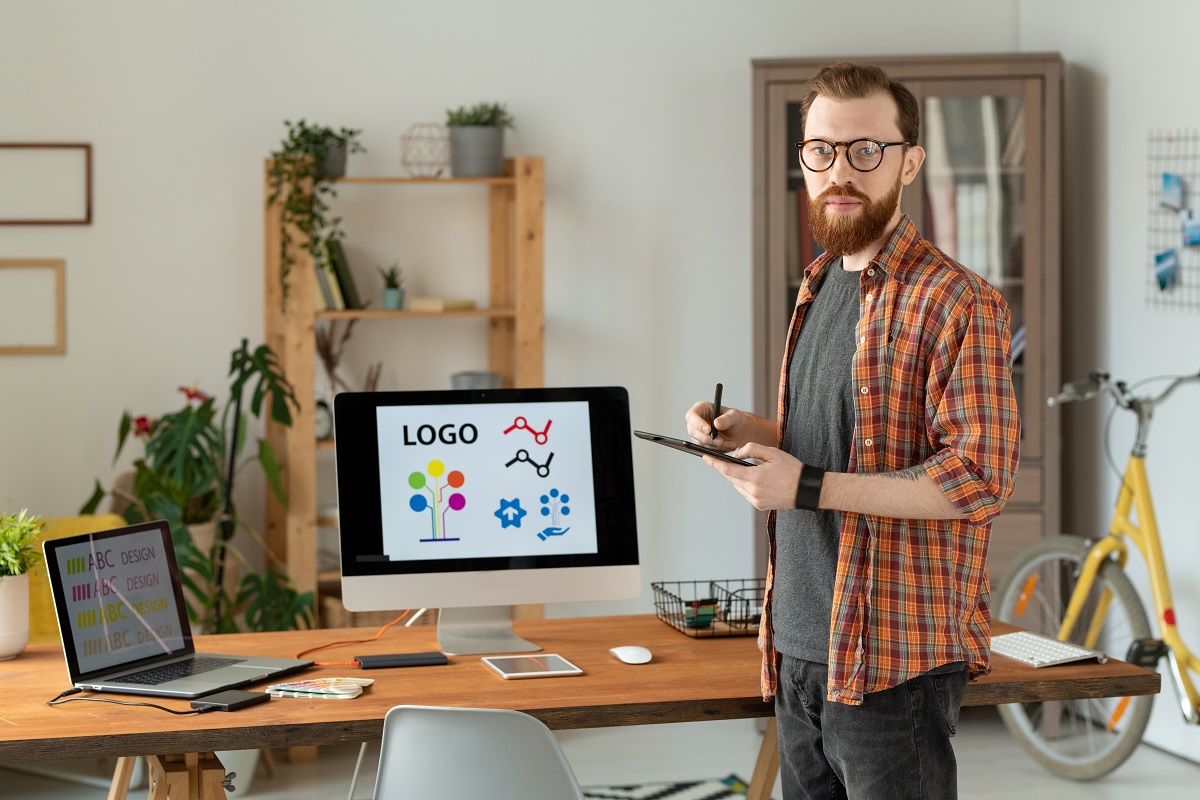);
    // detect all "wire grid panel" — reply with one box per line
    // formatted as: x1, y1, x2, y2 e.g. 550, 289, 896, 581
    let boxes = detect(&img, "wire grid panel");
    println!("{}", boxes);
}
1146, 130, 1200, 312
652, 579, 765, 638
